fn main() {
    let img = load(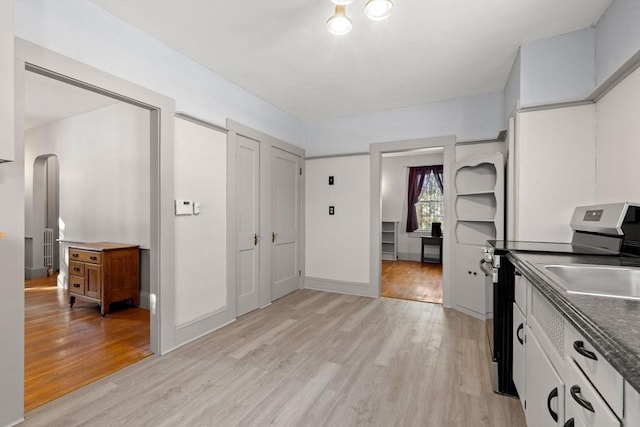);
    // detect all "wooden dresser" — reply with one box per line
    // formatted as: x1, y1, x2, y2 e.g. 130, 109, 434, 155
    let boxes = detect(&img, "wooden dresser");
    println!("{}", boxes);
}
68, 242, 140, 316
